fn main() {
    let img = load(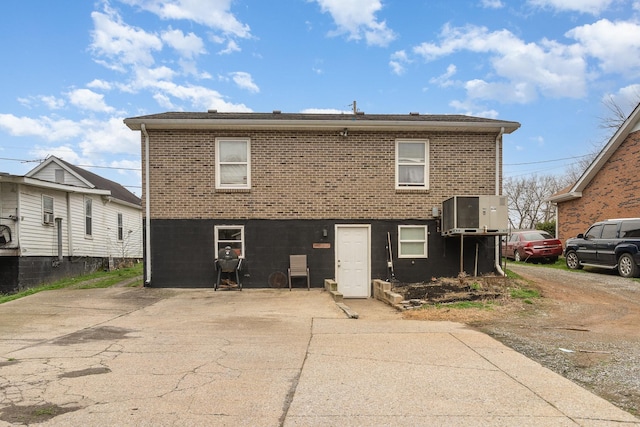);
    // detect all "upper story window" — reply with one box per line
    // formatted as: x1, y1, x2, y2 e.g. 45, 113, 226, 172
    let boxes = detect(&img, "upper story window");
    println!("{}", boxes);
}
396, 139, 429, 189
42, 195, 54, 225
398, 225, 428, 258
85, 197, 93, 237
215, 138, 251, 189
117, 213, 124, 241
